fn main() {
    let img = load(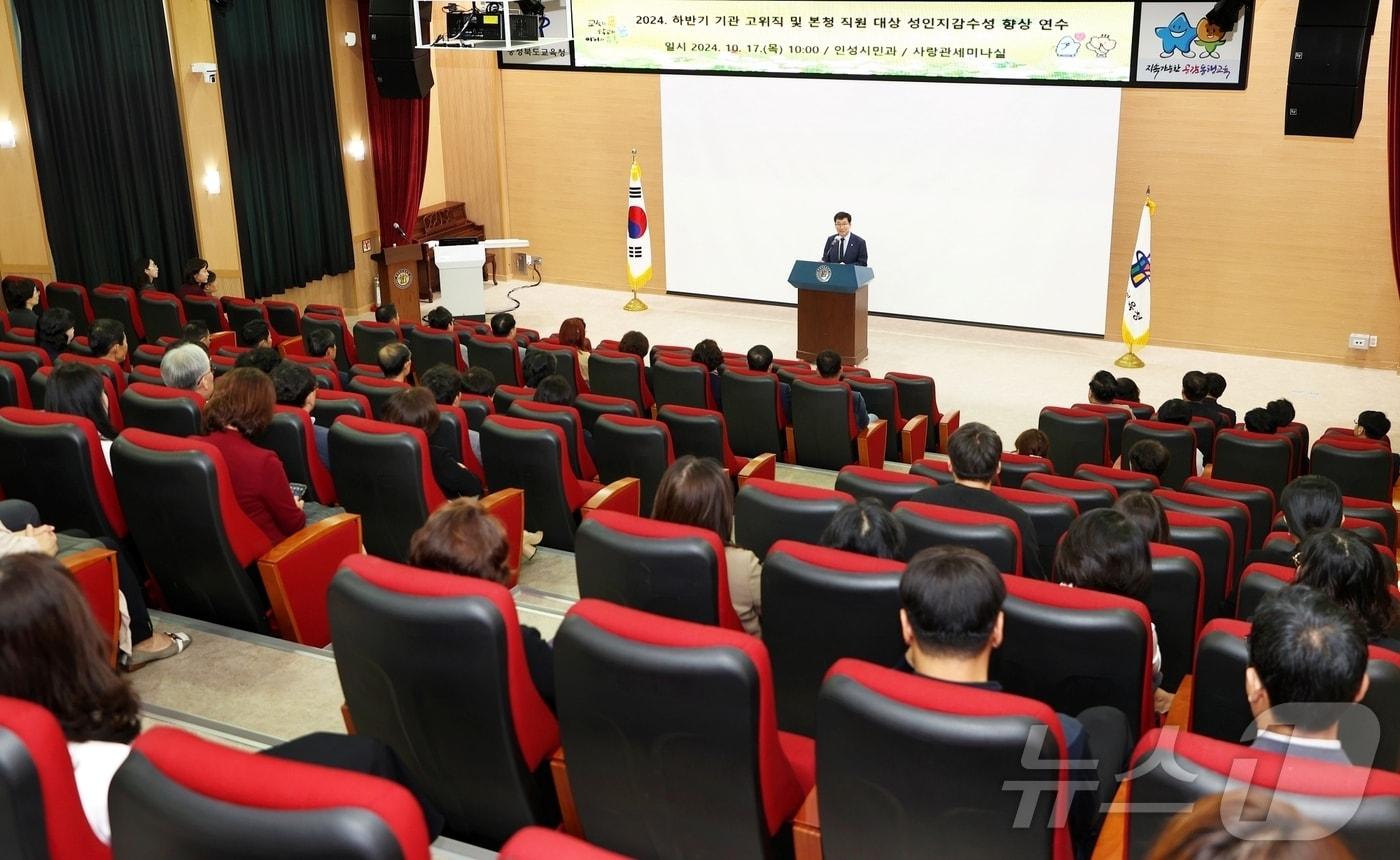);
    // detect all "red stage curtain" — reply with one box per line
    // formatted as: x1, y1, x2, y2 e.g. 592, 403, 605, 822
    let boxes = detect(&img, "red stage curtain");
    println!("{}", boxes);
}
358, 0, 432, 247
